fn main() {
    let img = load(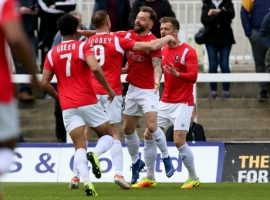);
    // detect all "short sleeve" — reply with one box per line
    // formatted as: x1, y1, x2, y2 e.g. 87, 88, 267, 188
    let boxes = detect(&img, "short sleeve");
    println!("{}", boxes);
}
119, 37, 135, 51
83, 42, 94, 58
43, 51, 54, 72
151, 49, 162, 58
115, 31, 128, 38
0, 0, 20, 25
